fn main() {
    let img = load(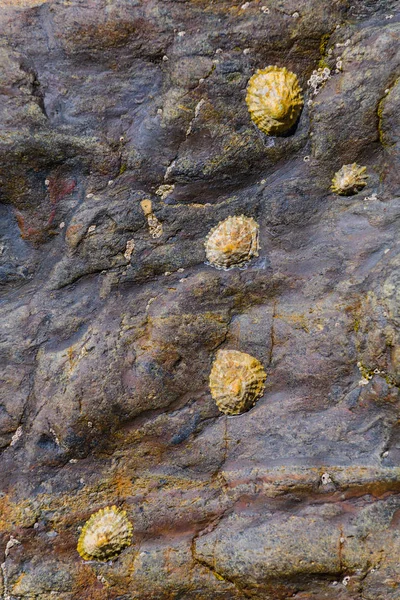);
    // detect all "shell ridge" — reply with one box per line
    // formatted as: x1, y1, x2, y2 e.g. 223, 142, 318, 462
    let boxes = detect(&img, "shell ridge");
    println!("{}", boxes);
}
246, 65, 303, 135
205, 215, 260, 270
210, 349, 267, 415
331, 163, 368, 195
77, 506, 133, 561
